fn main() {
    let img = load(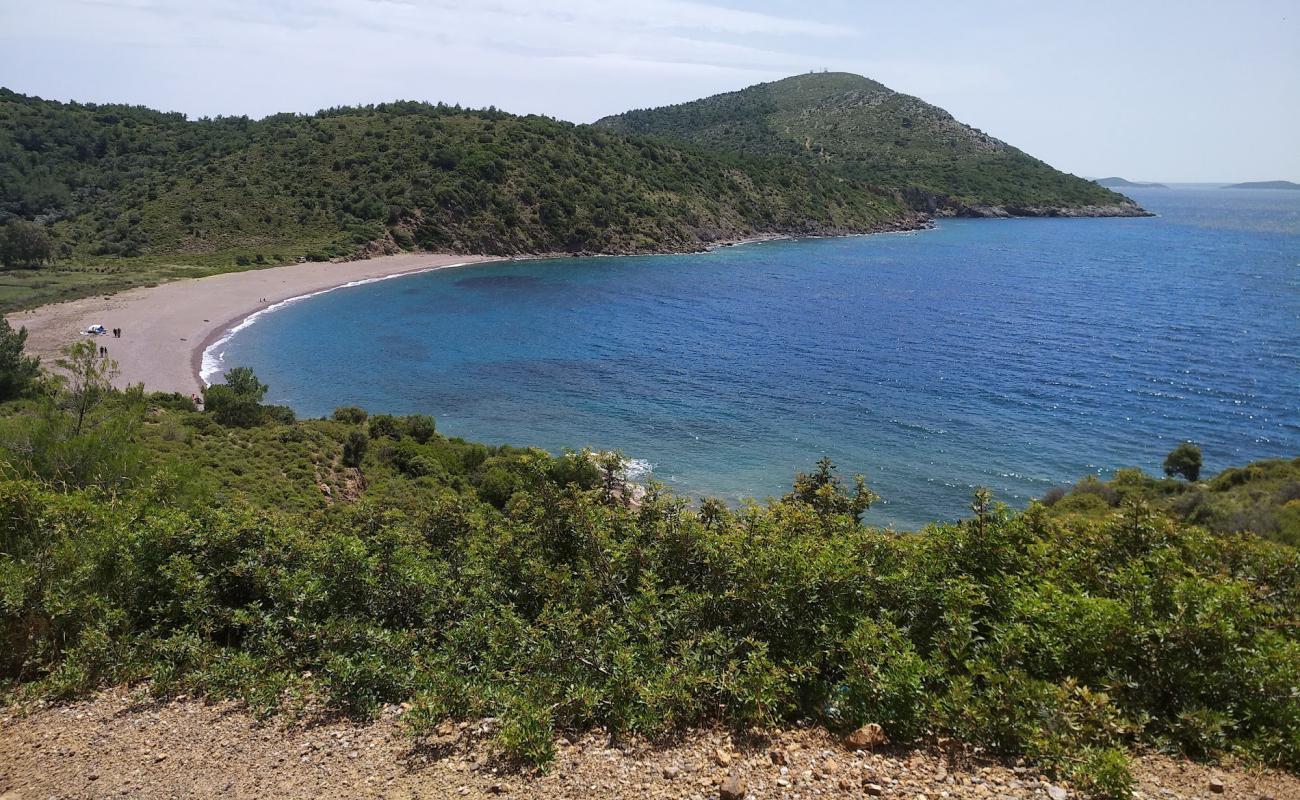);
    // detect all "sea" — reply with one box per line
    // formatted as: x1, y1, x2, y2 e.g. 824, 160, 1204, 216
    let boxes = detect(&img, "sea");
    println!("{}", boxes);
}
209, 186, 1300, 528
